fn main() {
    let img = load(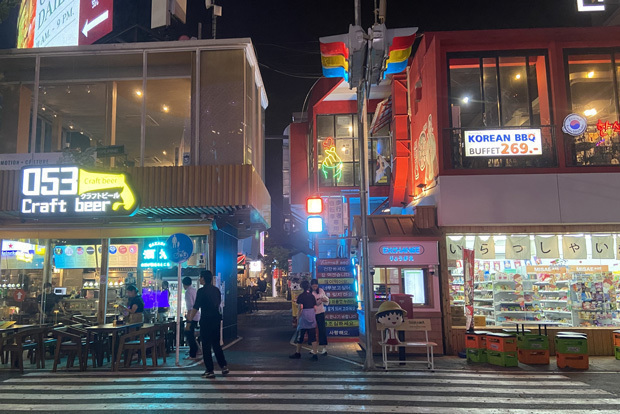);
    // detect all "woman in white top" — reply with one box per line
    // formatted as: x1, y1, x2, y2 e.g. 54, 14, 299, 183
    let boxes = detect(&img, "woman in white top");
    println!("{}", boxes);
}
311, 279, 329, 355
